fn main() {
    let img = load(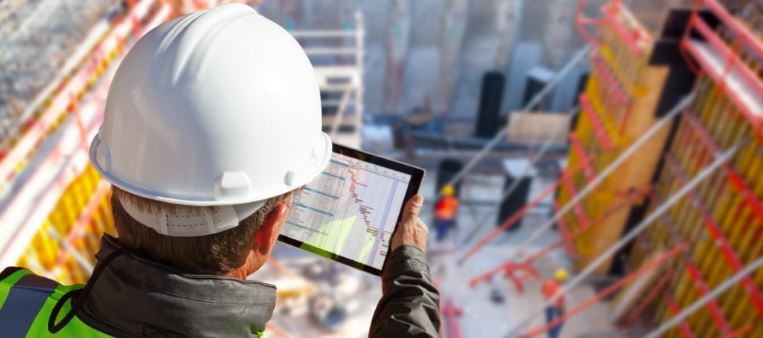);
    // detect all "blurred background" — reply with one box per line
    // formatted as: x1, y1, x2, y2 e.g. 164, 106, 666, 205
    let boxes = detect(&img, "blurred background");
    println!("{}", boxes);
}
0, 0, 762, 337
